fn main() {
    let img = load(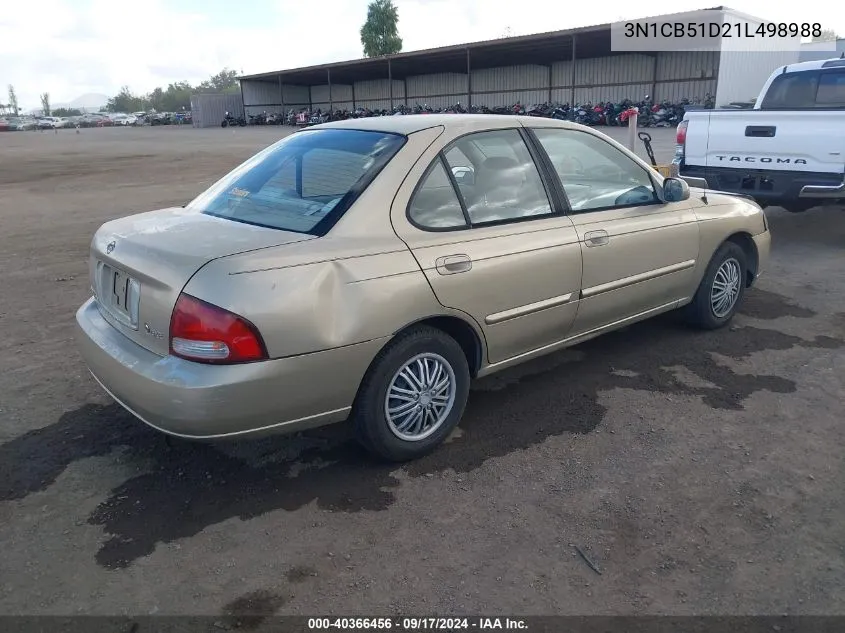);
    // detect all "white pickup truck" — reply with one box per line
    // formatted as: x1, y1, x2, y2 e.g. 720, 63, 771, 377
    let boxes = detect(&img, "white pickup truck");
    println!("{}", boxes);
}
674, 57, 845, 213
